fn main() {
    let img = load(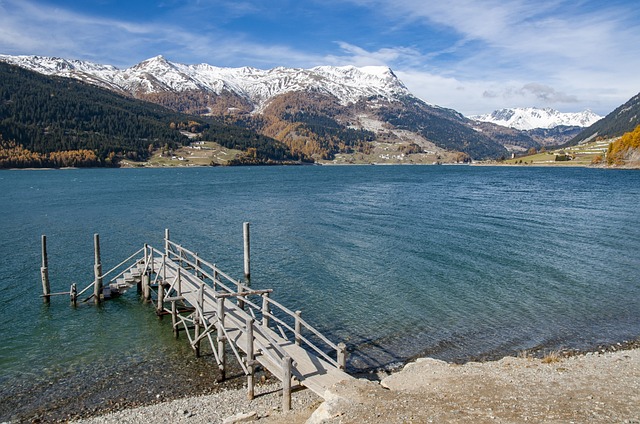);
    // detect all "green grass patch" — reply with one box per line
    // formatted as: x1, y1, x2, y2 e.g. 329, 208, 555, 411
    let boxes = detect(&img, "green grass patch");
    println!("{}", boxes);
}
503, 139, 611, 166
